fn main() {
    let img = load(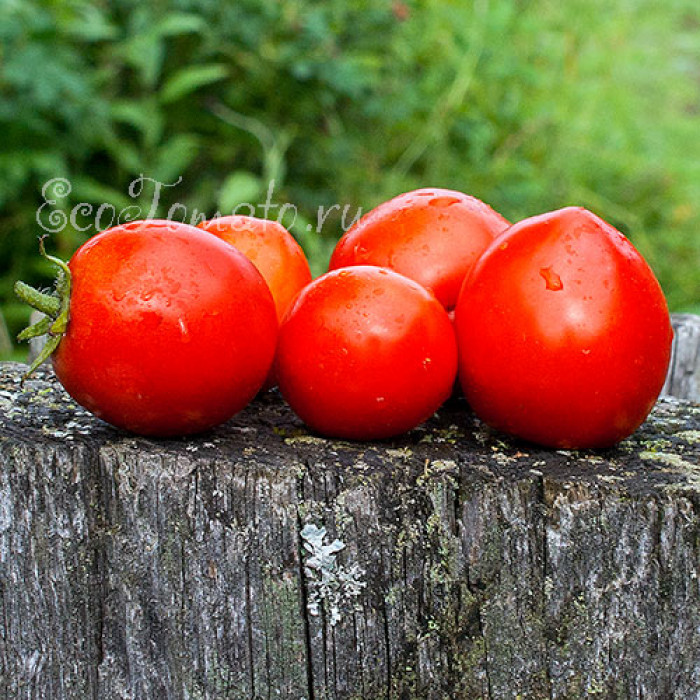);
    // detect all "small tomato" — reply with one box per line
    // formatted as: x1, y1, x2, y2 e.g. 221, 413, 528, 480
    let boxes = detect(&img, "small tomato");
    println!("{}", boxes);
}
197, 215, 312, 323
275, 266, 458, 440
198, 215, 312, 390
328, 188, 510, 309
